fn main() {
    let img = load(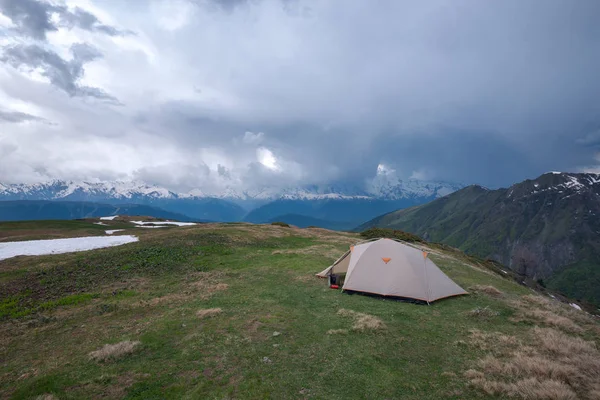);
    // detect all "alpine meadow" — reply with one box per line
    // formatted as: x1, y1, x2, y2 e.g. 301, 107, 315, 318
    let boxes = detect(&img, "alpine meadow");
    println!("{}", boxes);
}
2, 0, 600, 399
